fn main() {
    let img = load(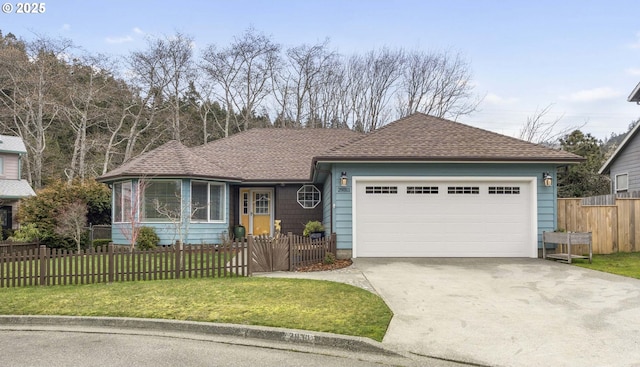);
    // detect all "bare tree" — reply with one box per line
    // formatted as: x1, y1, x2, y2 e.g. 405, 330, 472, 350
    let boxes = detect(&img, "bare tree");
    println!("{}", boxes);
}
159, 33, 195, 141
346, 49, 404, 132
201, 43, 243, 137
281, 39, 338, 127
62, 54, 118, 182
518, 104, 583, 144
397, 50, 479, 120
0, 35, 73, 188
230, 27, 280, 131
55, 200, 88, 252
